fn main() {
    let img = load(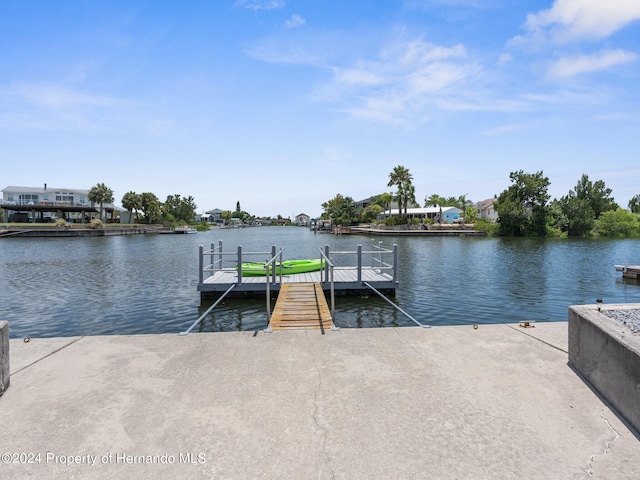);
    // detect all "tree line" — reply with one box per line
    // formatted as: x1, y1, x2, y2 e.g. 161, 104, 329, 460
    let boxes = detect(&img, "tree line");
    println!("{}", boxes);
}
88, 183, 200, 227
320, 166, 640, 237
